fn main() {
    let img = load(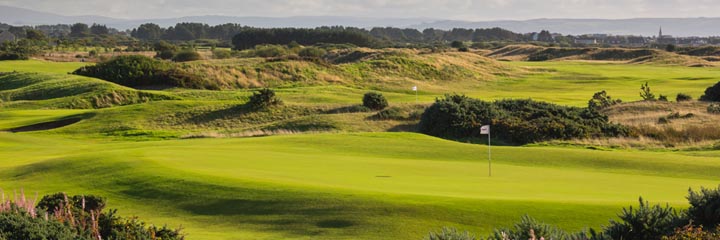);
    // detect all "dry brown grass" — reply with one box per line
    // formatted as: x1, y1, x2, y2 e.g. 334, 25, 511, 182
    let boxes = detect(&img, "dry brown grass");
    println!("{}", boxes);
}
597, 100, 720, 149
37, 51, 156, 63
